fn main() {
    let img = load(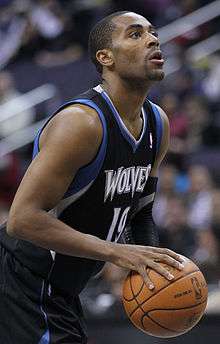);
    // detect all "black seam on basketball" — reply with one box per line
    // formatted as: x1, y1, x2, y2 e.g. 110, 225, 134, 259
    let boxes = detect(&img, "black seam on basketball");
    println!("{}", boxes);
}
142, 313, 180, 334
129, 271, 137, 301
129, 270, 200, 317
126, 270, 149, 316
123, 285, 138, 302
140, 300, 207, 334
124, 270, 147, 302
147, 299, 207, 313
